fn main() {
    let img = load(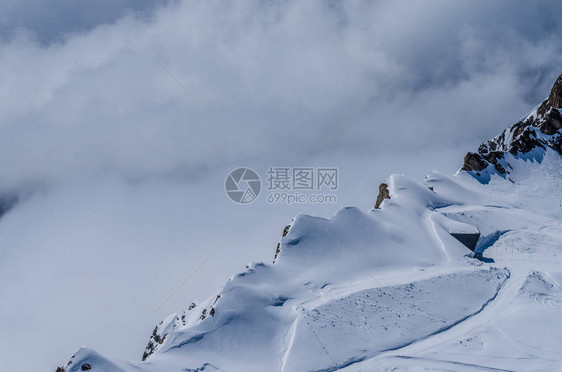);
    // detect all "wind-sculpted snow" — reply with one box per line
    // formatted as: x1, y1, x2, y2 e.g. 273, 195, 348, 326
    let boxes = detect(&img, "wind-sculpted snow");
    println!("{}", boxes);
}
58, 155, 562, 371
57, 76, 562, 372
61, 269, 509, 372
340, 215, 562, 372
